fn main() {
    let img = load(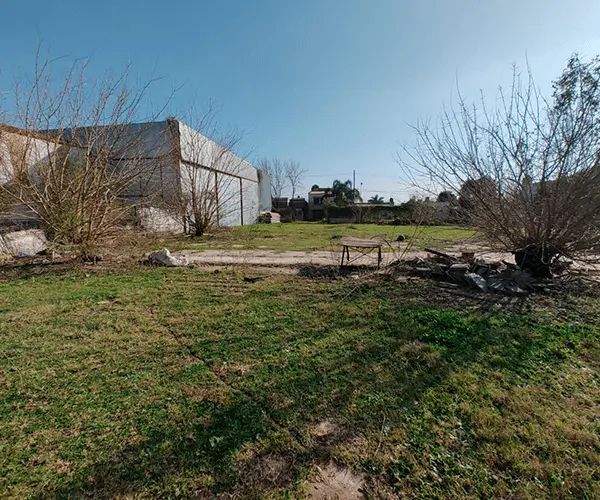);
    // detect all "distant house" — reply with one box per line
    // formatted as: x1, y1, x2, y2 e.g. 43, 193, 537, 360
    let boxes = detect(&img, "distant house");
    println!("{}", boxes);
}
308, 188, 333, 221
289, 197, 308, 221
272, 197, 289, 210
270, 196, 308, 222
